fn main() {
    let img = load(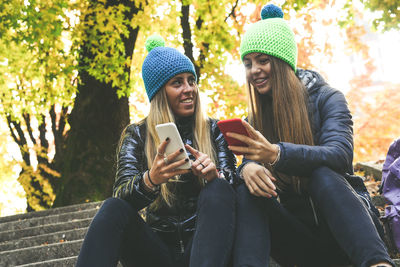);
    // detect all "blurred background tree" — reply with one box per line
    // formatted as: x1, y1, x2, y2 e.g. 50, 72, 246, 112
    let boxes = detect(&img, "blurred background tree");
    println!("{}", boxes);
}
0, 0, 399, 214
